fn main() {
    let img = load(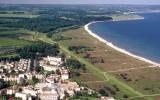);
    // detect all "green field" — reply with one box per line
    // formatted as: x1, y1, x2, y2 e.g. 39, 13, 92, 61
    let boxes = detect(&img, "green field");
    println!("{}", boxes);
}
0, 38, 31, 46
0, 14, 39, 18
0, 28, 36, 47
0, 29, 33, 36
